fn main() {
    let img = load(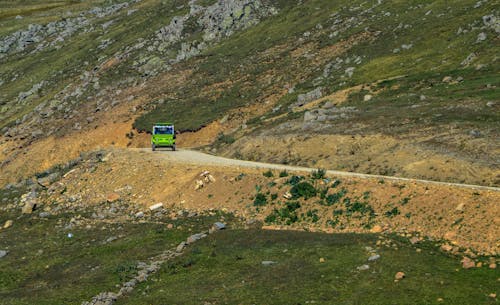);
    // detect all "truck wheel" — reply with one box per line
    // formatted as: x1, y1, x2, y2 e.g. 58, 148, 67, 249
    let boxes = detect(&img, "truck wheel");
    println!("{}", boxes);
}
172, 145, 176, 151
152, 143, 156, 151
